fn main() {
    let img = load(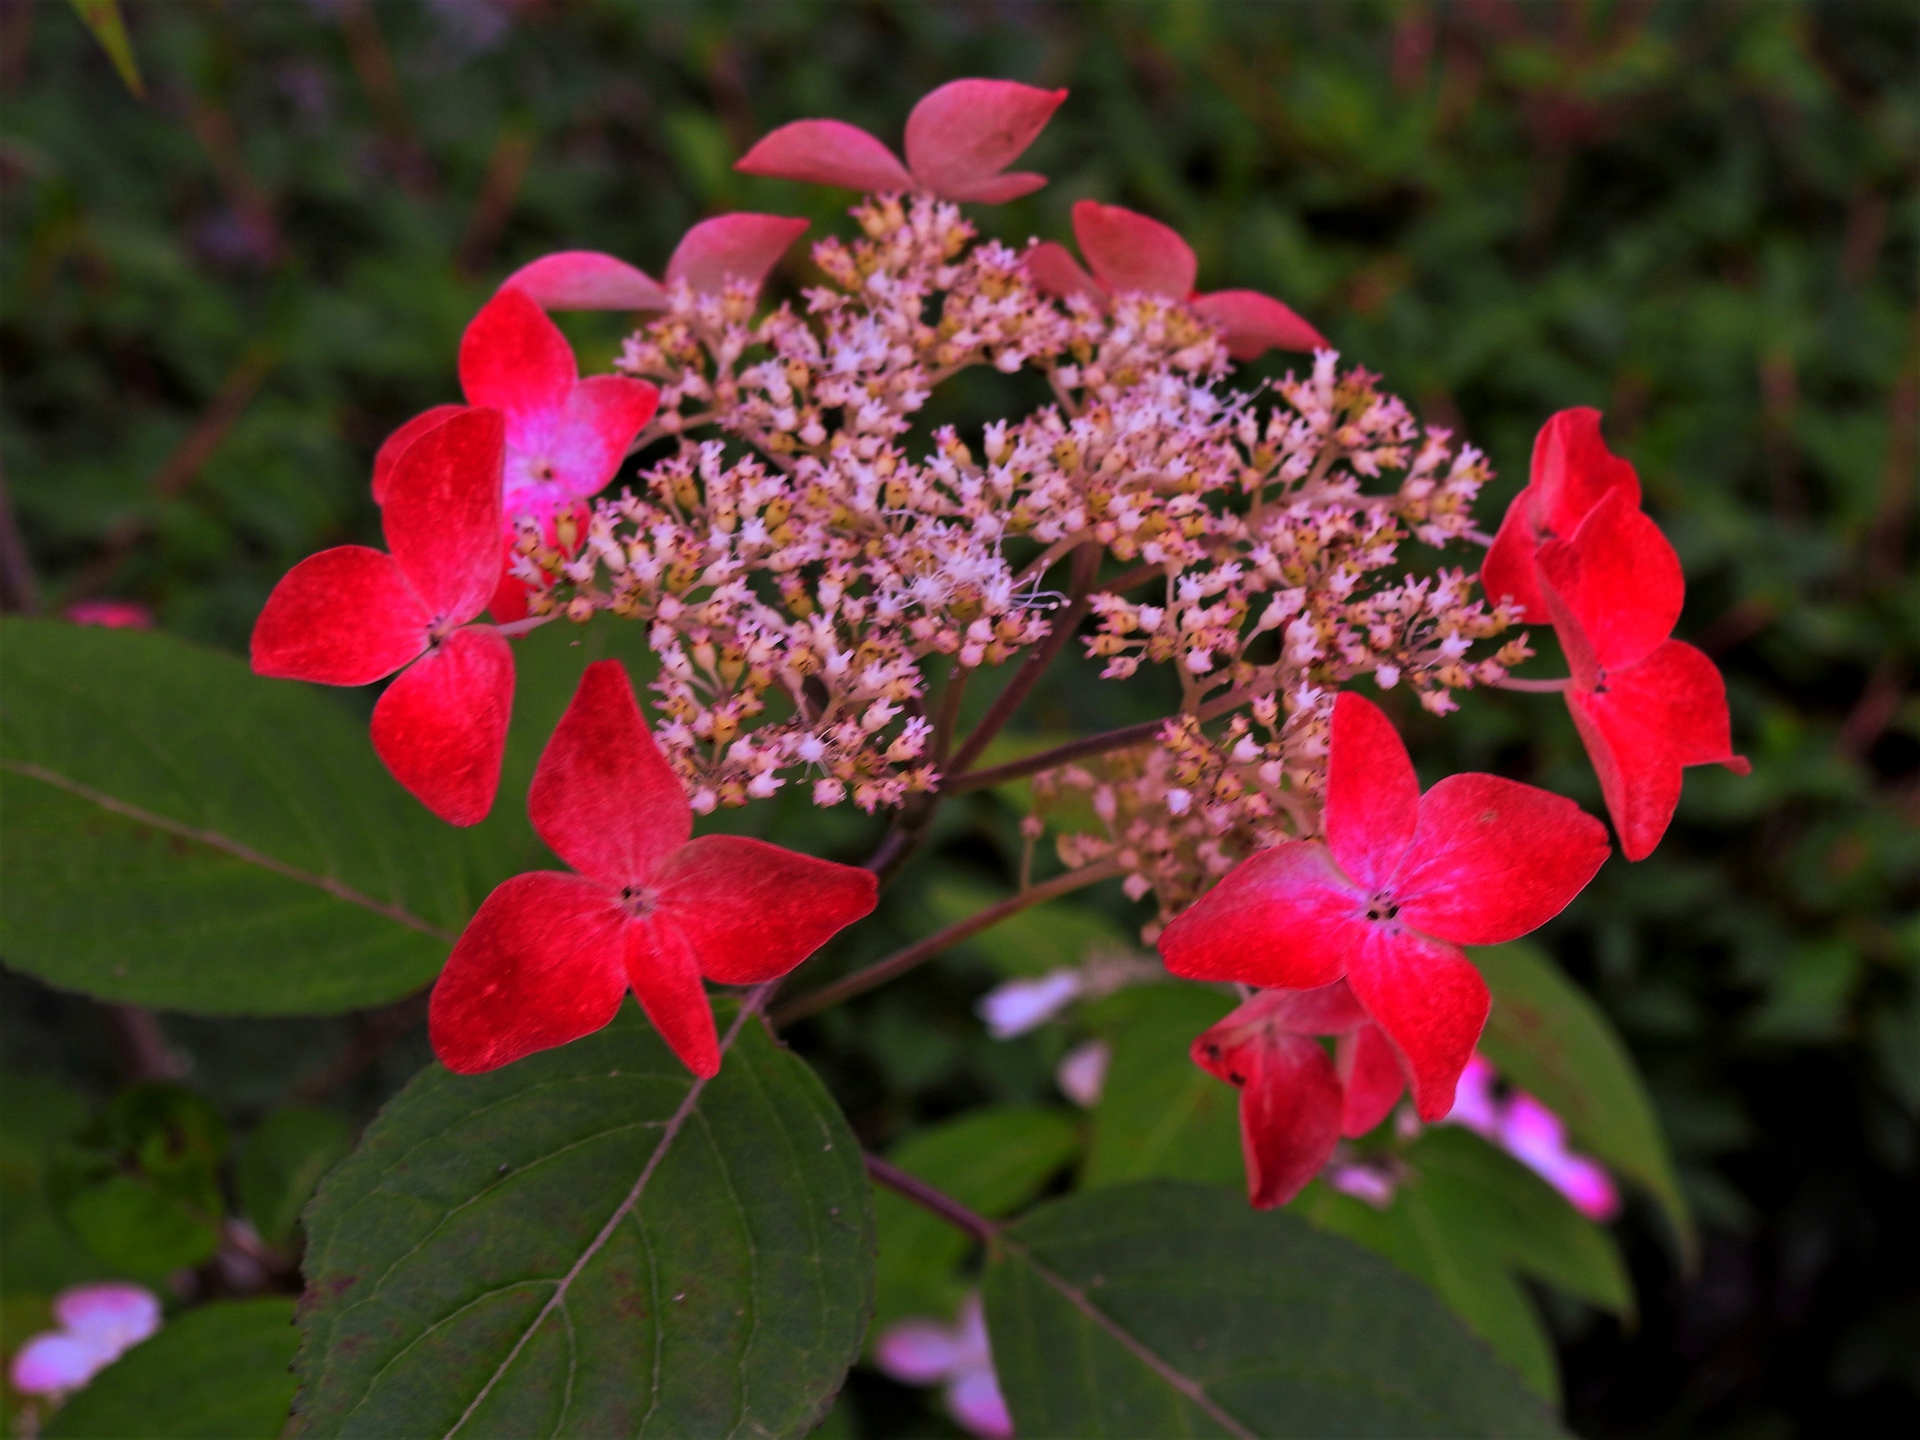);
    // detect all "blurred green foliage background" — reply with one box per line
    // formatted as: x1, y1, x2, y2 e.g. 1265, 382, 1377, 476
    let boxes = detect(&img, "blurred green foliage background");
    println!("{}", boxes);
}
2, 0, 1915, 1435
